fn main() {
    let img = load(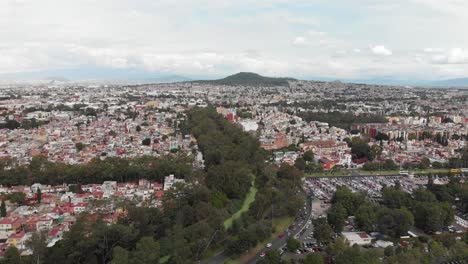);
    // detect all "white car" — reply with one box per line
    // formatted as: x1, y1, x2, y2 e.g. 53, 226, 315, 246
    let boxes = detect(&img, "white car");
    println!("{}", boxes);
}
266, 243, 272, 248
